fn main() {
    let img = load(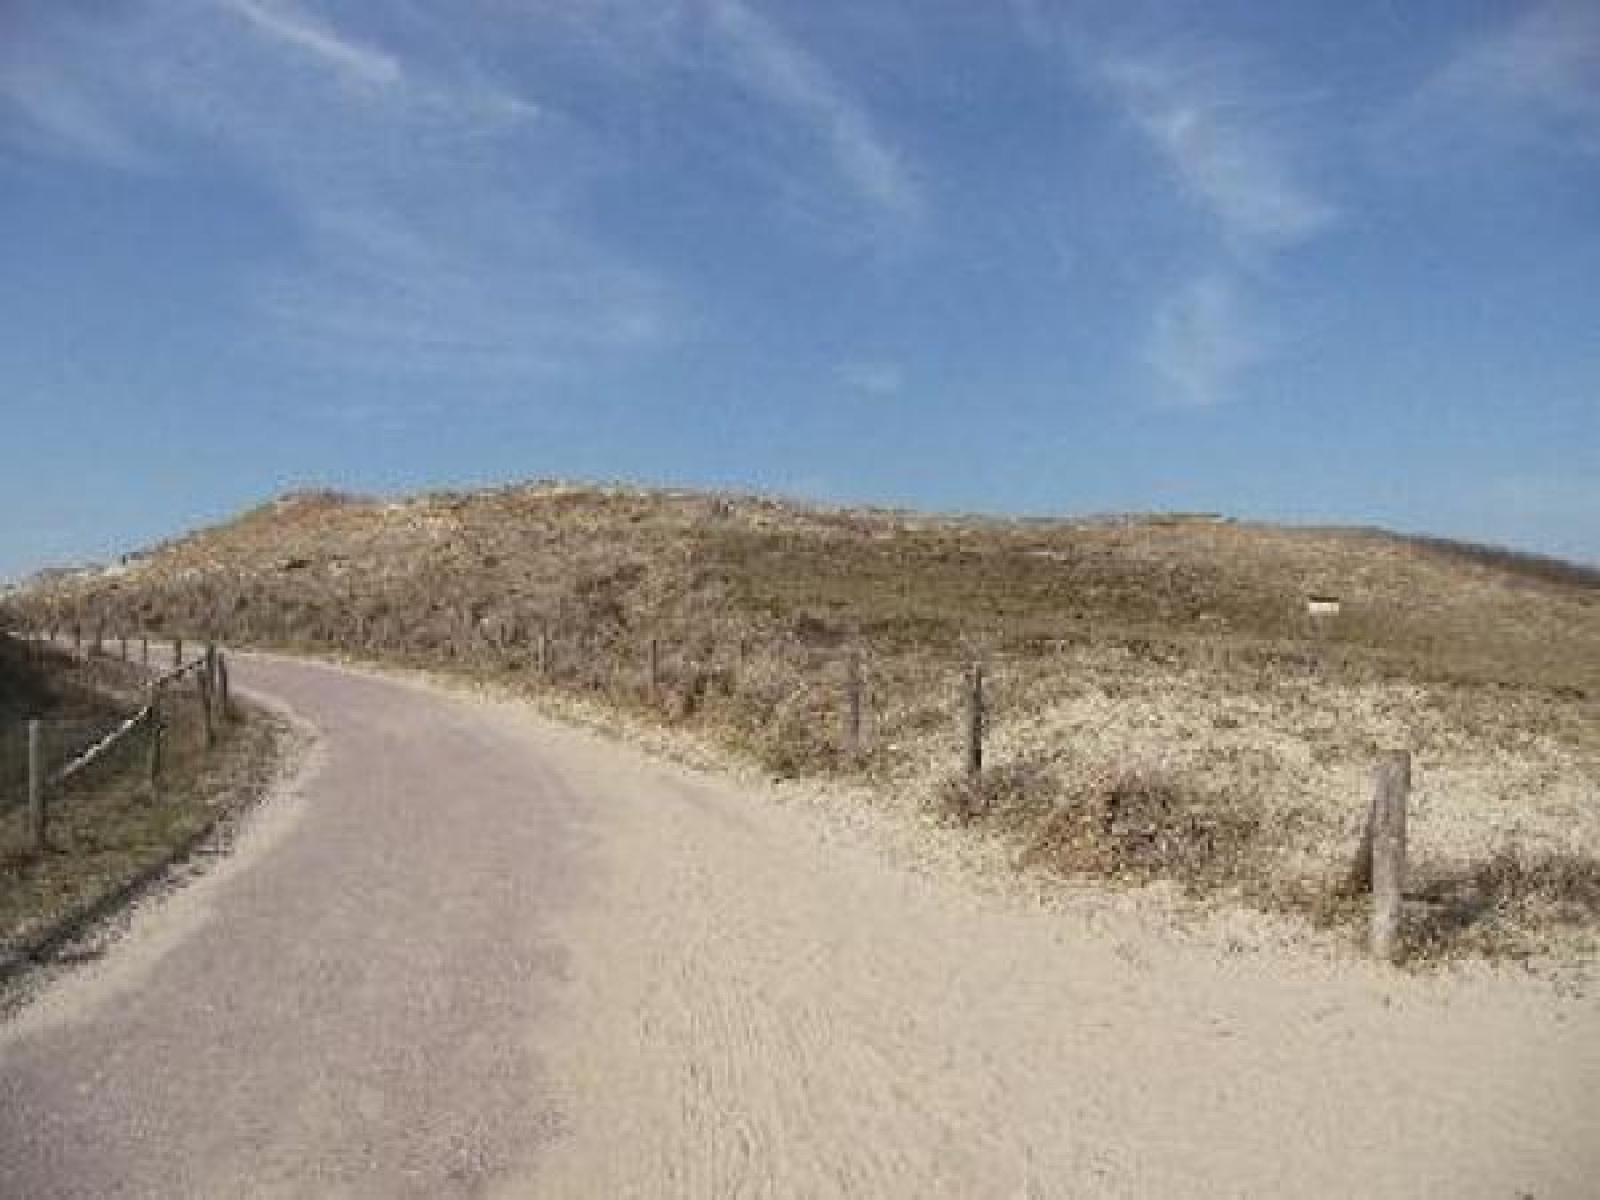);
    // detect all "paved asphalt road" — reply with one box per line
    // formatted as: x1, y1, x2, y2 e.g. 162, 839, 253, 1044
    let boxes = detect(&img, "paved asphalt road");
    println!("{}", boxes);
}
5, 654, 1598, 1199
1, 655, 586, 1197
